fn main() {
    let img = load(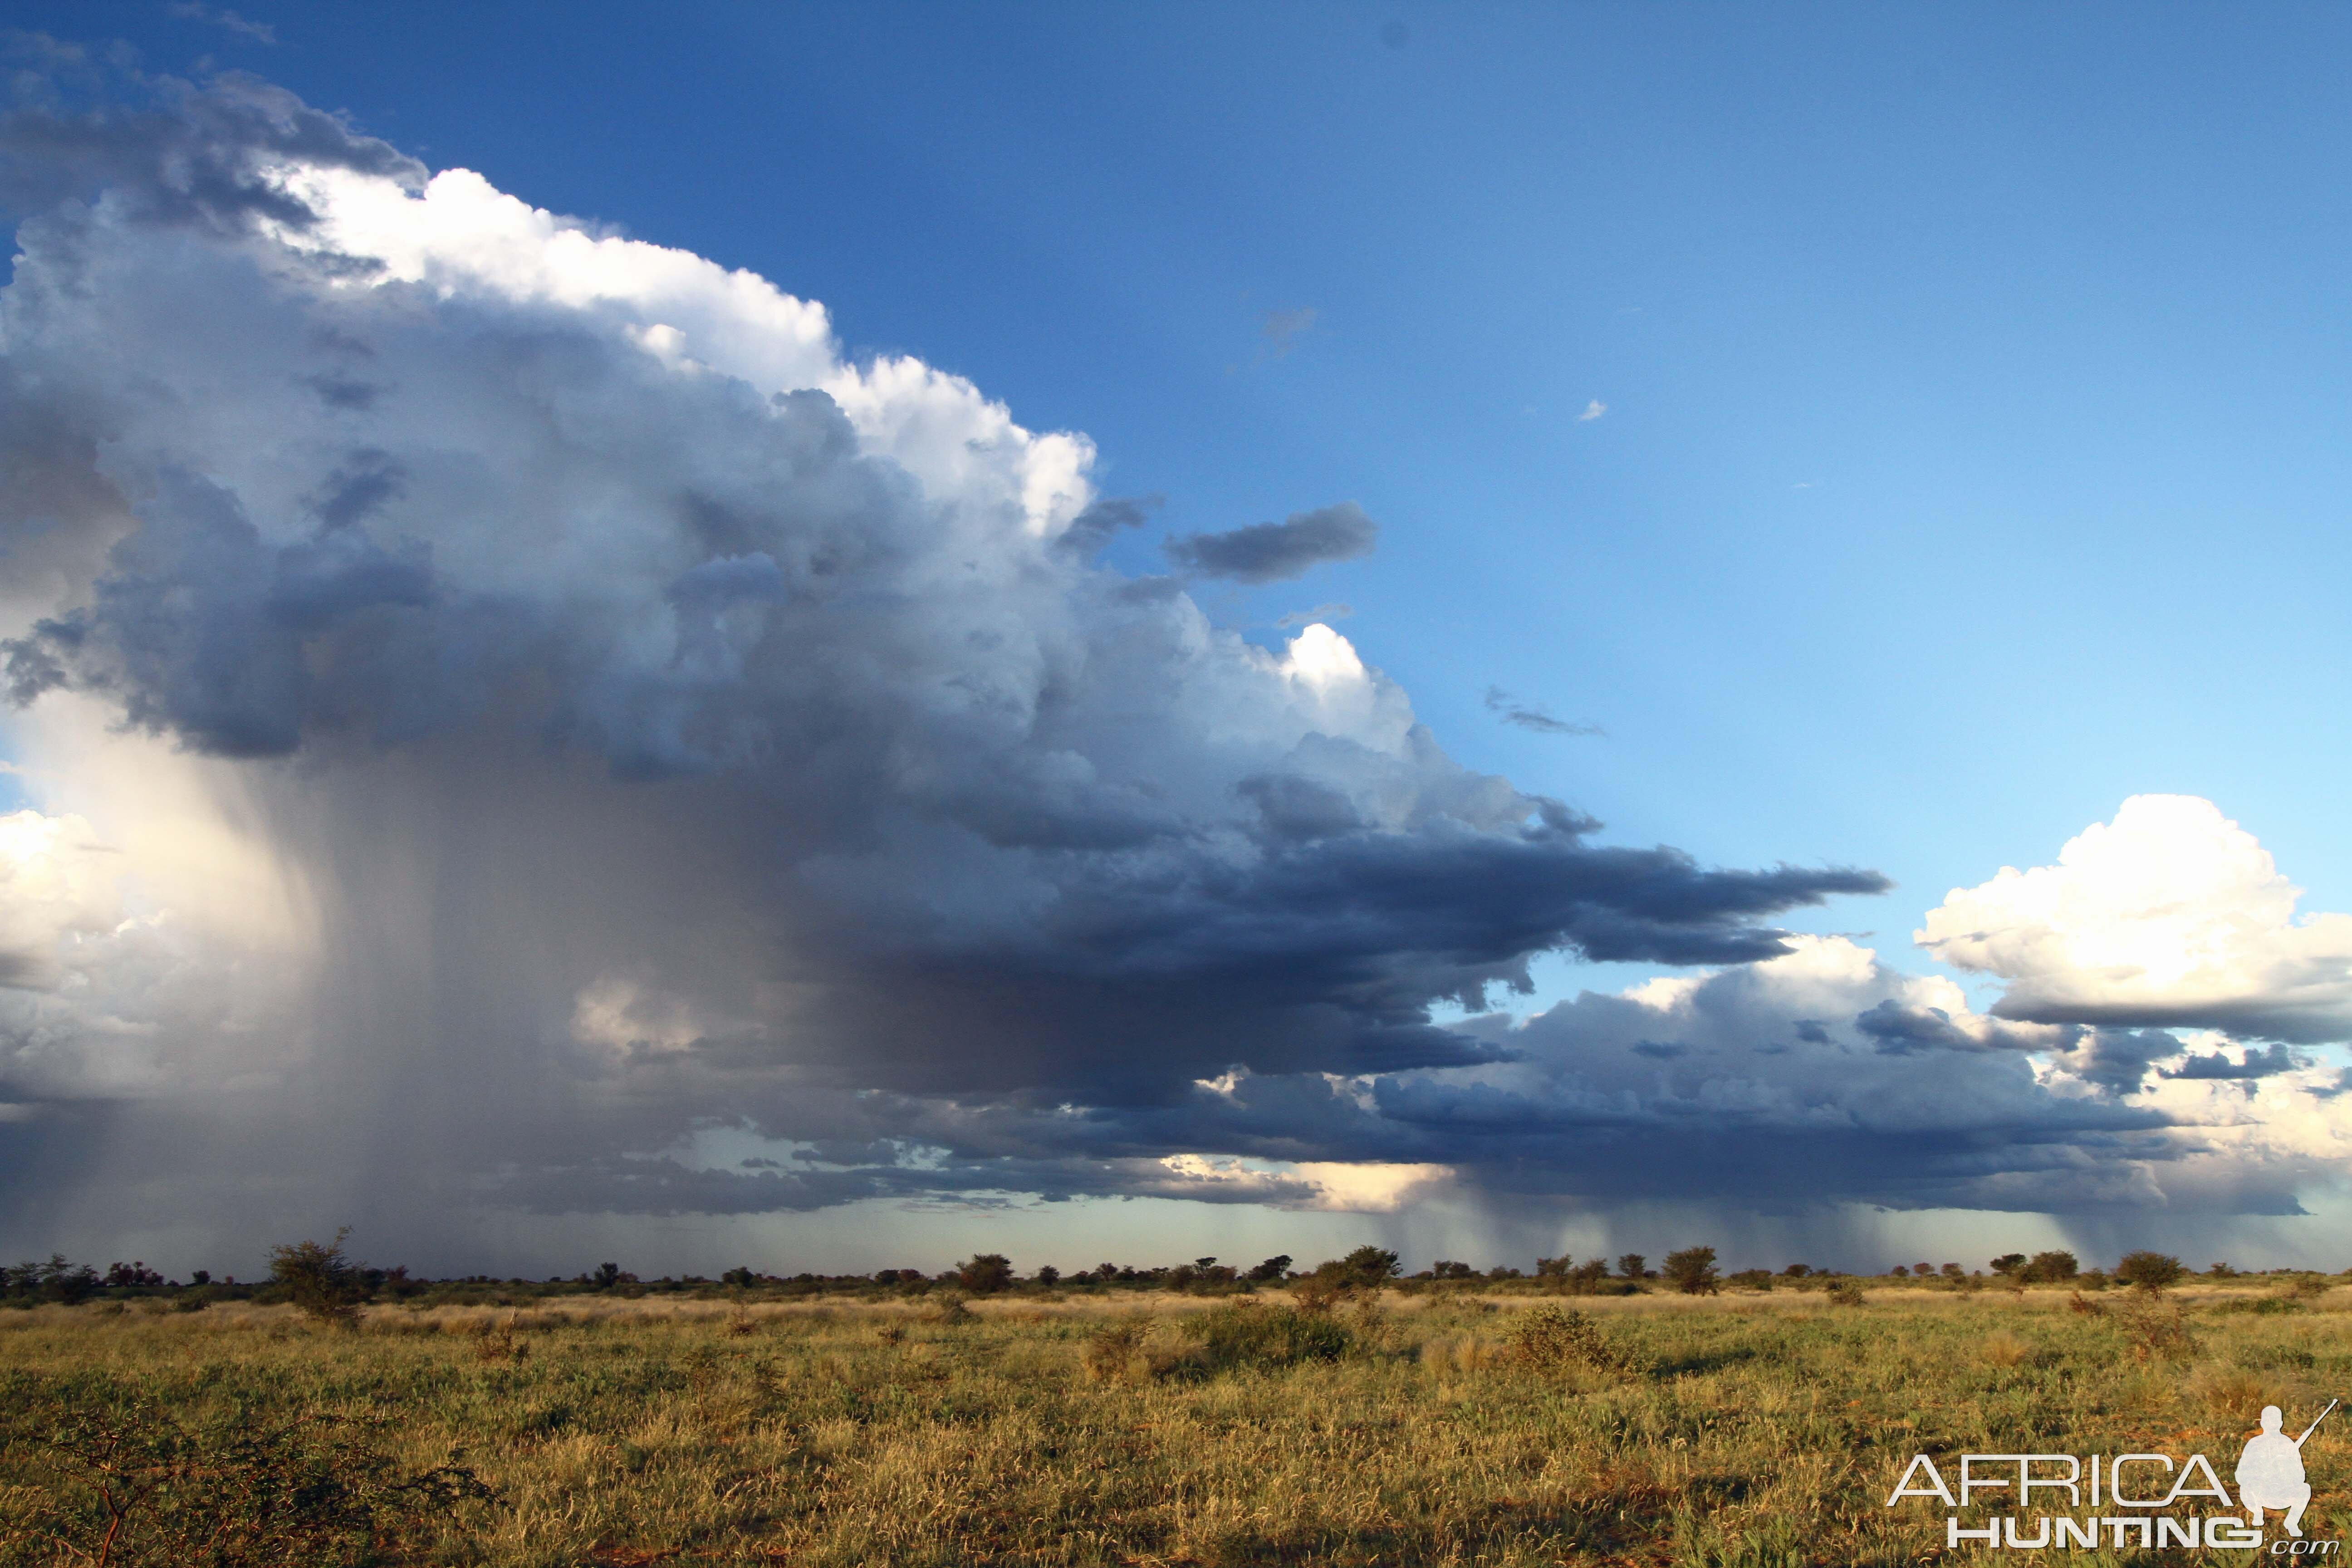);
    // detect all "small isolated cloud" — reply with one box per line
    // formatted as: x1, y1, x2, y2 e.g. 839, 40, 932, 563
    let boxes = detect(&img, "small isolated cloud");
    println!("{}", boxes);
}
1483, 687, 1602, 738
167, 2, 278, 43
1918, 795, 2352, 1044
1260, 307, 1318, 358
1577, 400, 1607, 422
1165, 502, 1377, 584
1275, 602, 1353, 629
